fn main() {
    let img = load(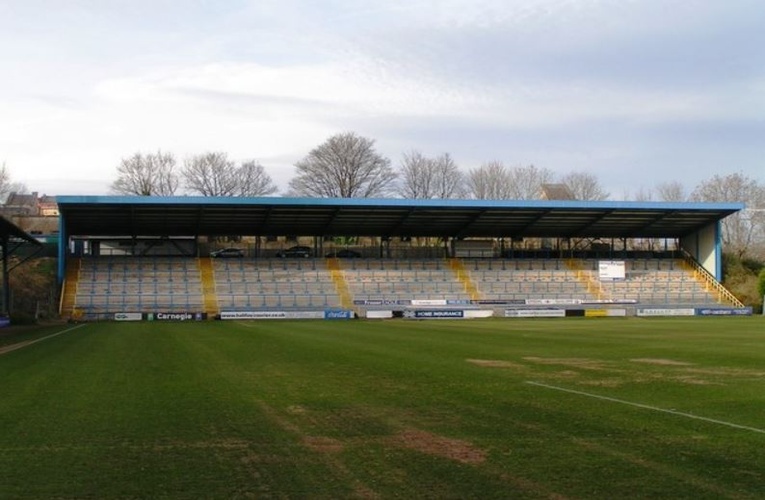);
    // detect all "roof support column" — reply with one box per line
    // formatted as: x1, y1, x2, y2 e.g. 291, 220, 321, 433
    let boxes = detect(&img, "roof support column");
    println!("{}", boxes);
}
2, 234, 9, 315
57, 213, 67, 285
